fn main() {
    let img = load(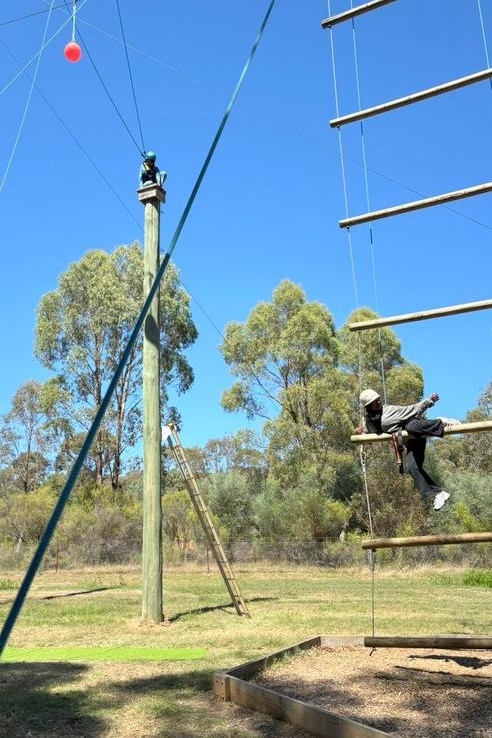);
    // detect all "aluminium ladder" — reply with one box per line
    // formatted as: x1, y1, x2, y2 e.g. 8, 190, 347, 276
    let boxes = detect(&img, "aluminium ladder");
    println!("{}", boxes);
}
162, 424, 250, 617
